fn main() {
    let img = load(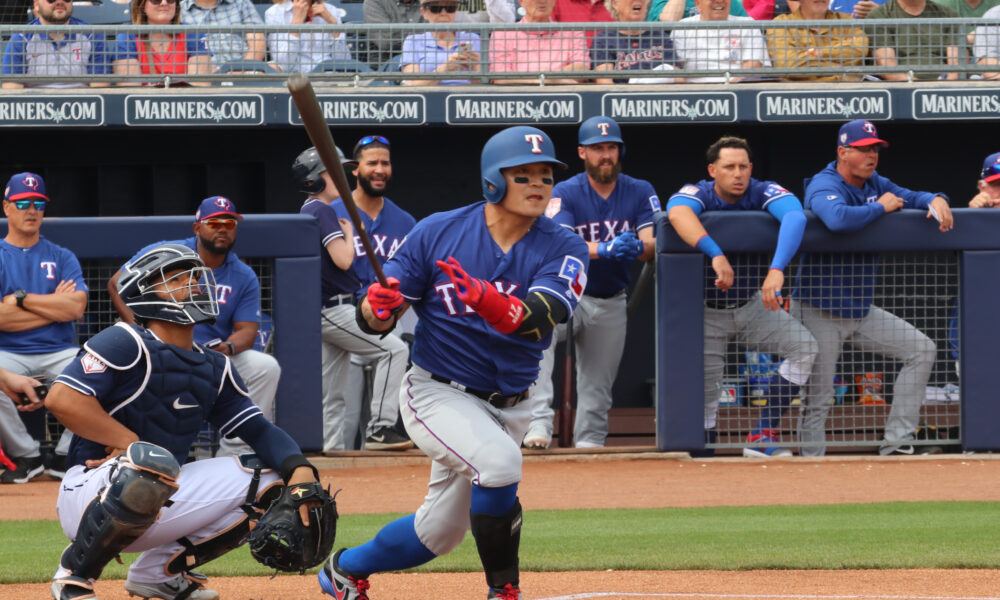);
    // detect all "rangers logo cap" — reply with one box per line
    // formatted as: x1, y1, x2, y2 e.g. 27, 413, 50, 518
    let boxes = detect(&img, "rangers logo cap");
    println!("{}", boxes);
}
838, 119, 889, 148
4, 172, 49, 202
981, 152, 1000, 183
195, 195, 243, 222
